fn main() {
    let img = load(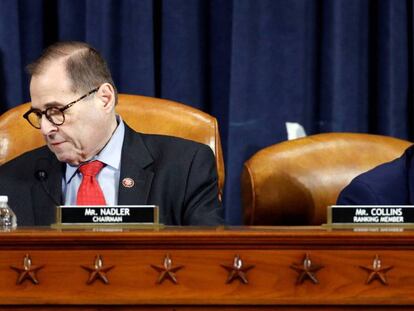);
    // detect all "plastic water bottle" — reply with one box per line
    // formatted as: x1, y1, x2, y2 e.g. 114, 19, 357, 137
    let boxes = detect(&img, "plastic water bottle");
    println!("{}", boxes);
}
0, 196, 17, 229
